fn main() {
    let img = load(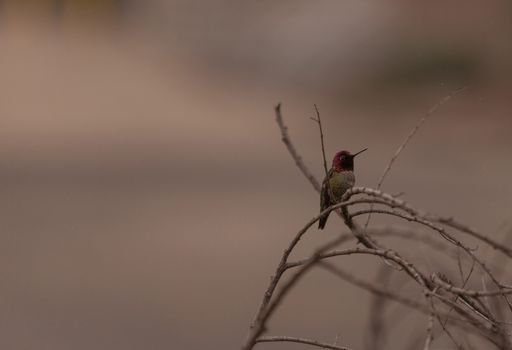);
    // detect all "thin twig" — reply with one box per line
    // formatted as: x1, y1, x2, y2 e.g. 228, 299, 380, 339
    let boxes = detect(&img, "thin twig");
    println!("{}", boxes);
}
457, 247, 466, 284
364, 86, 468, 230
319, 262, 428, 314
321, 261, 485, 335
429, 292, 502, 348
275, 103, 321, 192
423, 315, 435, 350
431, 297, 464, 349
288, 247, 429, 288
312, 104, 329, 177
442, 256, 477, 329
433, 215, 512, 259
431, 273, 512, 297
423, 291, 437, 350
312, 104, 336, 231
